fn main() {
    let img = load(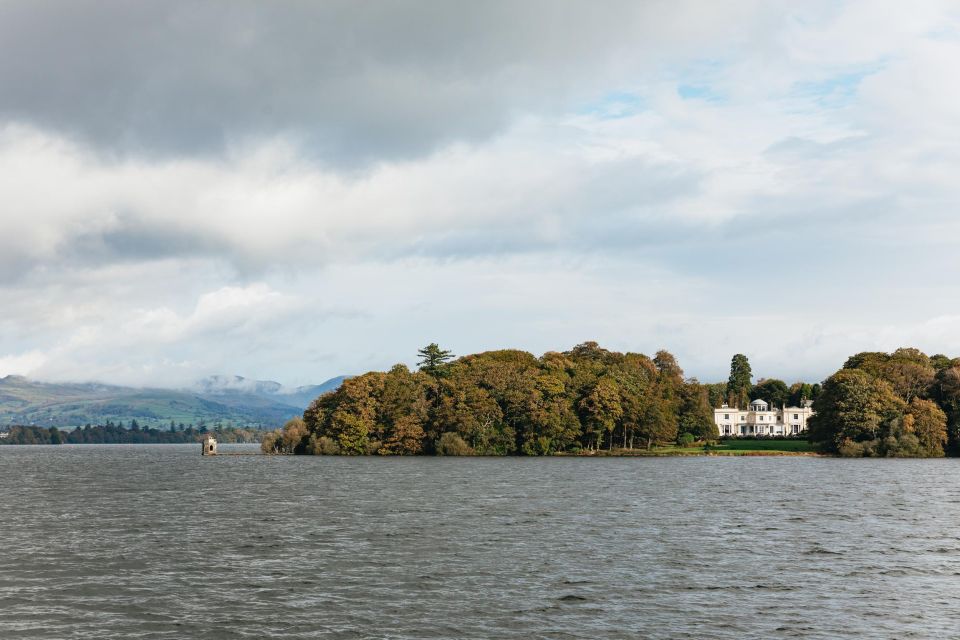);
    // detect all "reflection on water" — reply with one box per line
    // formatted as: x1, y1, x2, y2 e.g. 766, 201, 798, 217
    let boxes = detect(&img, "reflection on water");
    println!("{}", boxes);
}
1, 445, 959, 639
